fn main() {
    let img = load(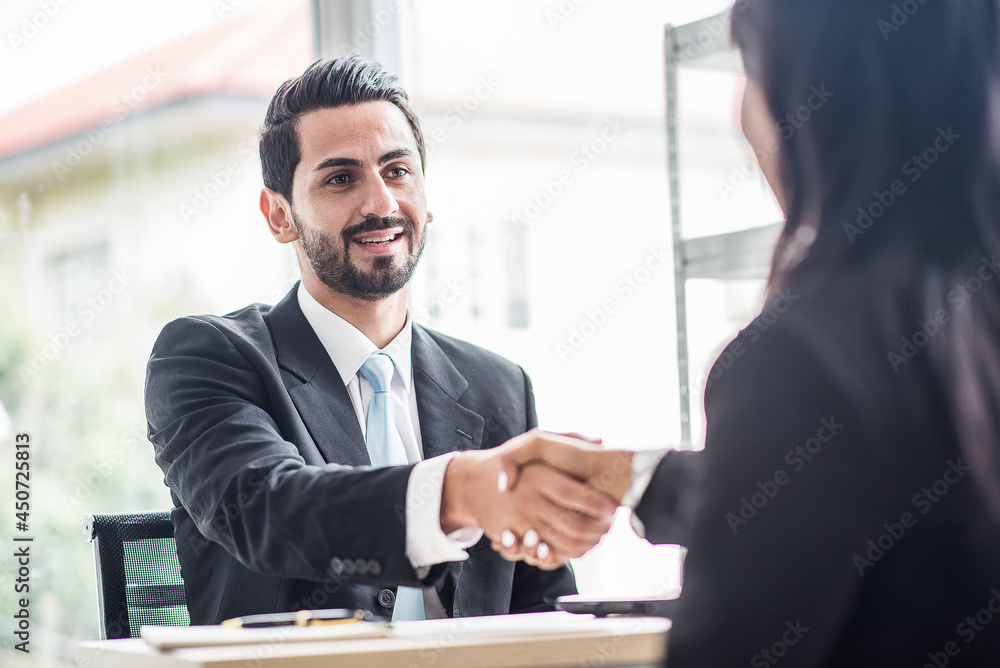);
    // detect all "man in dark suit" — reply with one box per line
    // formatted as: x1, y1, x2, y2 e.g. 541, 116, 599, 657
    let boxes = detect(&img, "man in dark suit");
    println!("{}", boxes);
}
144, 56, 616, 625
